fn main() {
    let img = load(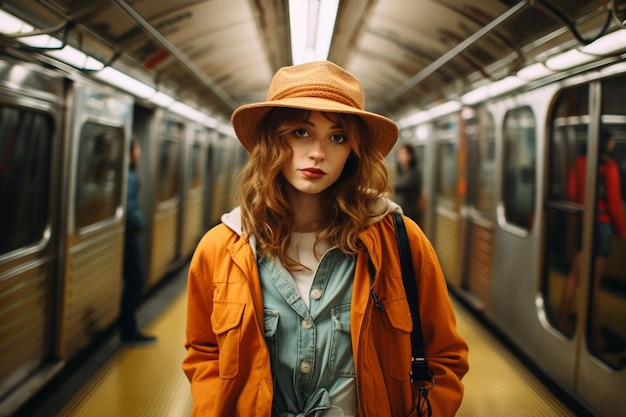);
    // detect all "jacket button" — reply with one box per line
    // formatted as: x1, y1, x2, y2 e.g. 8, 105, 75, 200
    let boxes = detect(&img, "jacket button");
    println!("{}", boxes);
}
310, 288, 323, 300
300, 361, 312, 374
302, 319, 313, 329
